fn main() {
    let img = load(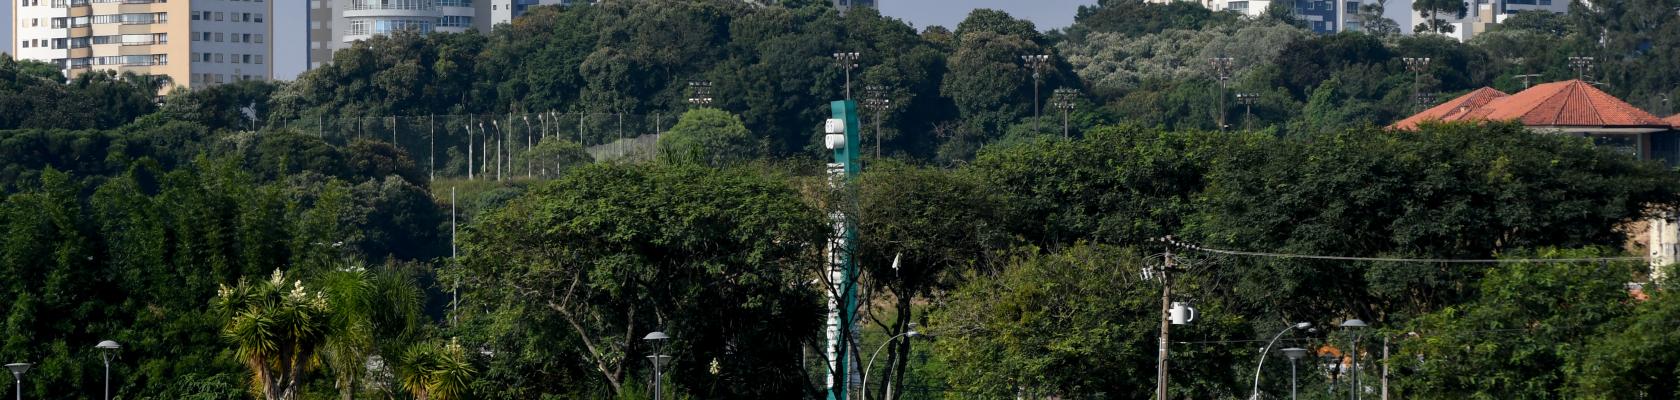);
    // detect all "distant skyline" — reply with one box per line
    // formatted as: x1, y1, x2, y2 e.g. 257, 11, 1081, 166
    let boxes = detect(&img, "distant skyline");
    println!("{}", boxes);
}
879, 0, 1099, 32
